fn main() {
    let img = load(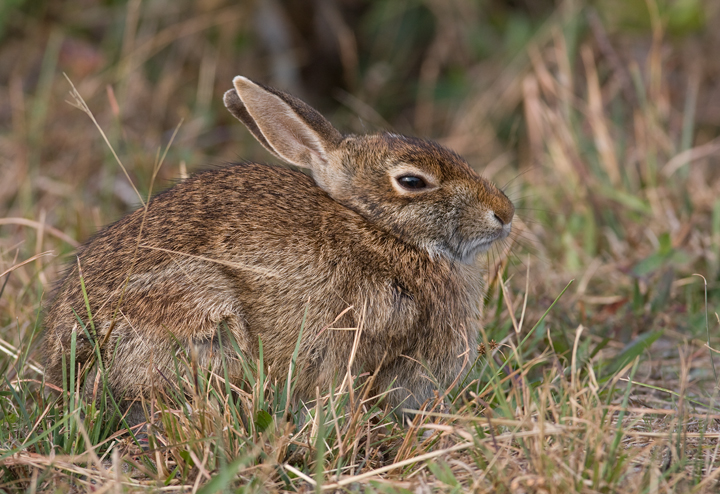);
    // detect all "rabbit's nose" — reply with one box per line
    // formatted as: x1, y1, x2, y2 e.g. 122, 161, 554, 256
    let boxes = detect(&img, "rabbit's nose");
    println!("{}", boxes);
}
490, 194, 515, 226
480, 180, 515, 226
493, 207, 514, 226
